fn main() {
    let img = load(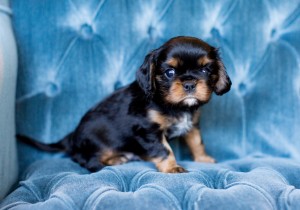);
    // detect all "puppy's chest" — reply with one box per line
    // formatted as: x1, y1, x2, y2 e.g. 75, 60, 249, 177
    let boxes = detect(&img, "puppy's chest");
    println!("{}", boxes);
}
167, 114, 193, 138
148, 110, 194, 138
